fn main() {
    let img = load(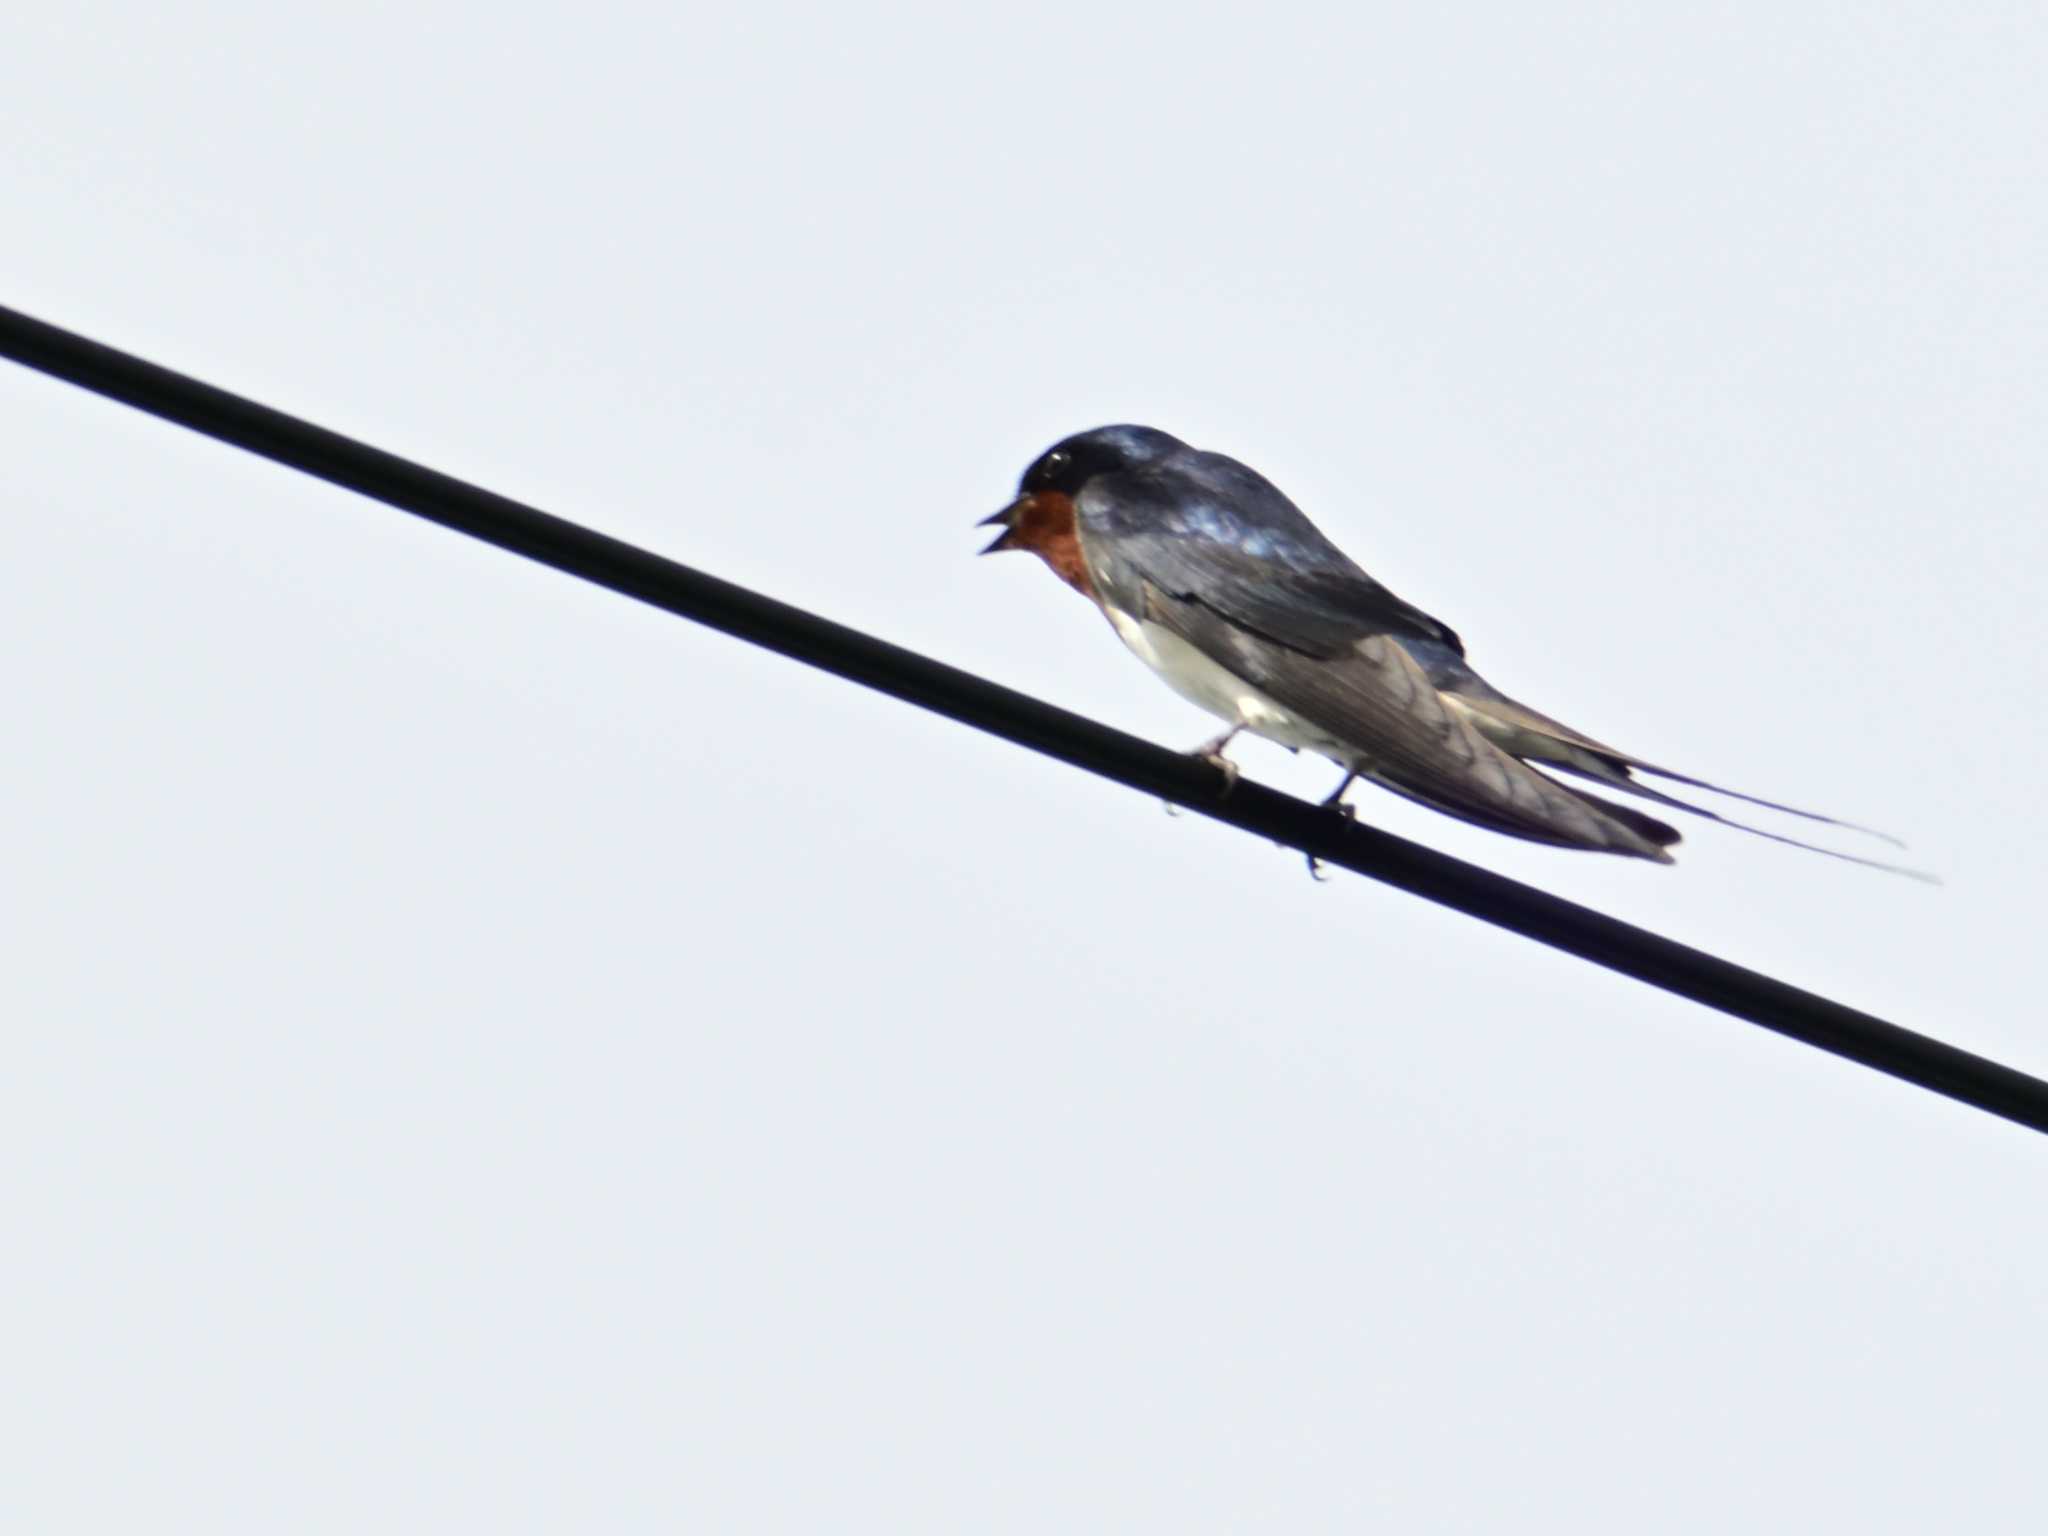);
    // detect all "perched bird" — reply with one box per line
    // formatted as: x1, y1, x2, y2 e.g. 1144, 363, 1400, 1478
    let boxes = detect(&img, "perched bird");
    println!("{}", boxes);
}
980, 424, 1924, 876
